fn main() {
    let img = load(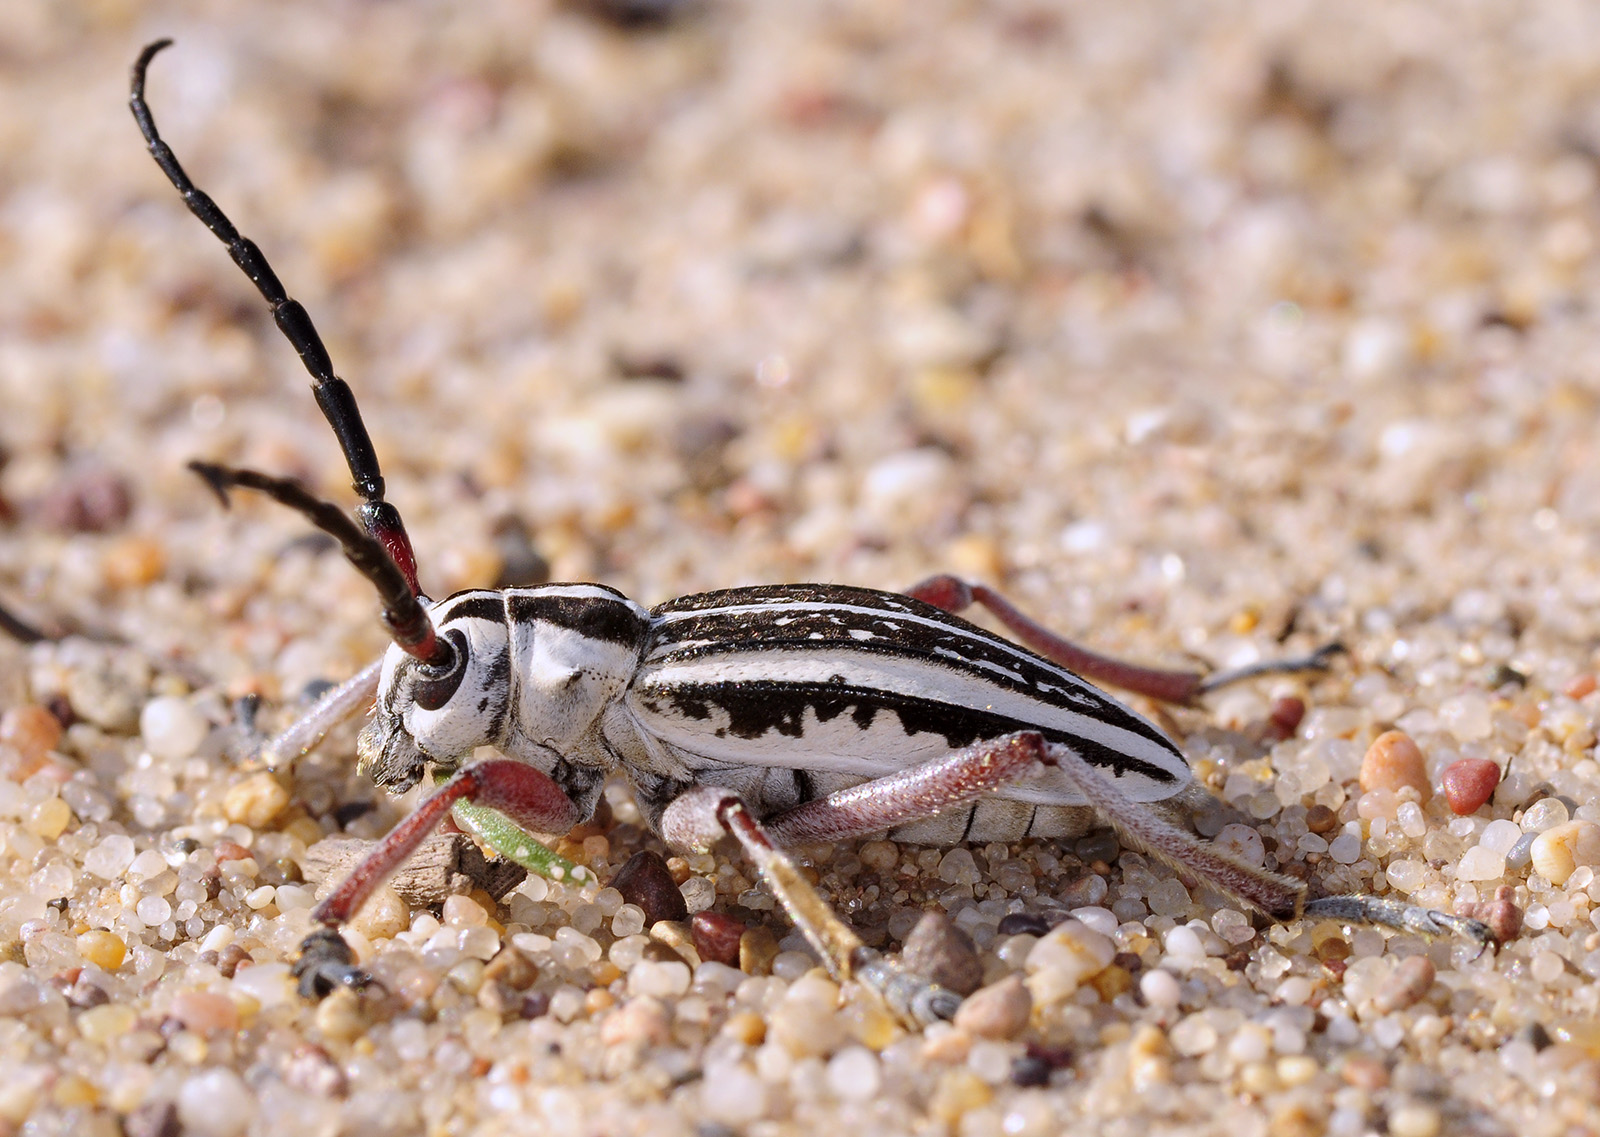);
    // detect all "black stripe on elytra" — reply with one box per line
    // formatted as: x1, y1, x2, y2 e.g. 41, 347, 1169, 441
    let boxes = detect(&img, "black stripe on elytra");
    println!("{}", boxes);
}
506, 591, 650, 649
646, 622, 1176, 756
652, 679, 1181, 784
